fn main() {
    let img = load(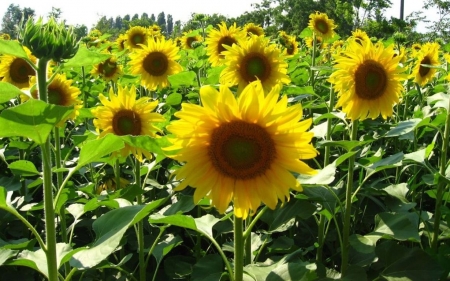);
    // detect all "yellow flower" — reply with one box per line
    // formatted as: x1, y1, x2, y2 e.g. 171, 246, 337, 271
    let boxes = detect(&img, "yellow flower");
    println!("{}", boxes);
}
205, 22, 246, 67
91, 85, 164, 162
129, 38, 182, 90
91, 55, 122, 82
166, 81, 317, 219
350, 29, 370, 45
411, 43, 422, 57
278, 32, 298, 57
329, 40, 407, 121
0, 33, 10, 40
0, 45, 36, 89
125, 26, 149, 50
115, 33, 127, 52
96, 176, 130, 194
243, 23, 264, 37
305, 36, 327, 50
181, 30, 202, 50
220, 35, 290, 93
308, 12, 336, 40
411, 42, 440, 87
